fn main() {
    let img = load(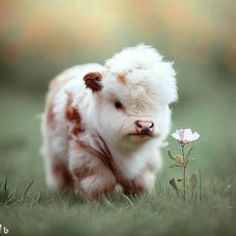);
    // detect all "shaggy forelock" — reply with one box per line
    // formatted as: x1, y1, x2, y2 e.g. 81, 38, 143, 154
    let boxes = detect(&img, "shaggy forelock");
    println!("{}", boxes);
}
103, 44, 178, 105
105, 44, 163, 72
